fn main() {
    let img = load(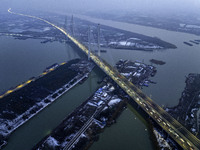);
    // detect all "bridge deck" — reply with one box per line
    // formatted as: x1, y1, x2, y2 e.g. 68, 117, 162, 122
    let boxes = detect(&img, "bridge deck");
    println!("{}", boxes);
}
66, 33, 200, 150
8, 8, 200, 150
